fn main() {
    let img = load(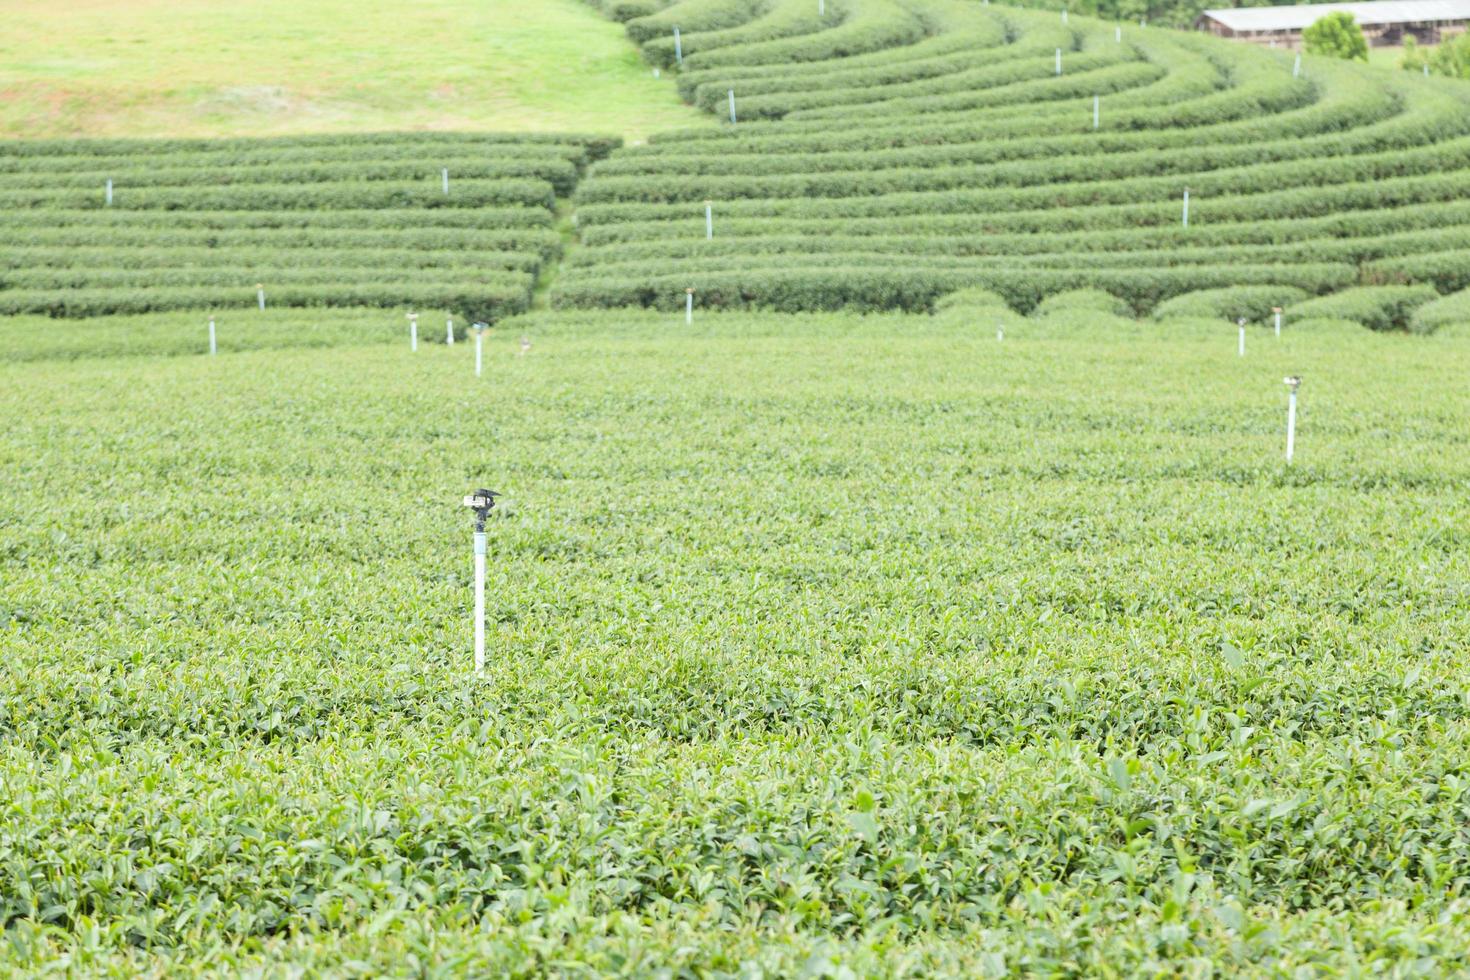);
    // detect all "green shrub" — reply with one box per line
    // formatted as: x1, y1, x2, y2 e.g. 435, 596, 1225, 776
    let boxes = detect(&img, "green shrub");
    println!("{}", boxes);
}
1285, 285, 1439, 332
1033, 289, 1131, 317
934, 287, 1013, 314
1151, 286, 1309, 323
1303, 12, 1369, 62
1408, 286, 1470, 334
